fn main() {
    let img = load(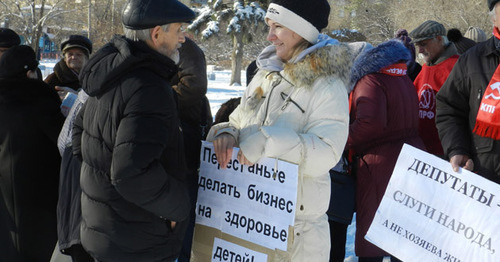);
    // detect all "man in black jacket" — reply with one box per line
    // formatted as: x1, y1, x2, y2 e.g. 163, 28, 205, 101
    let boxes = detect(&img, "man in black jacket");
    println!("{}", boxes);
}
436, 0, 500, 182
72, 0, 195, 261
